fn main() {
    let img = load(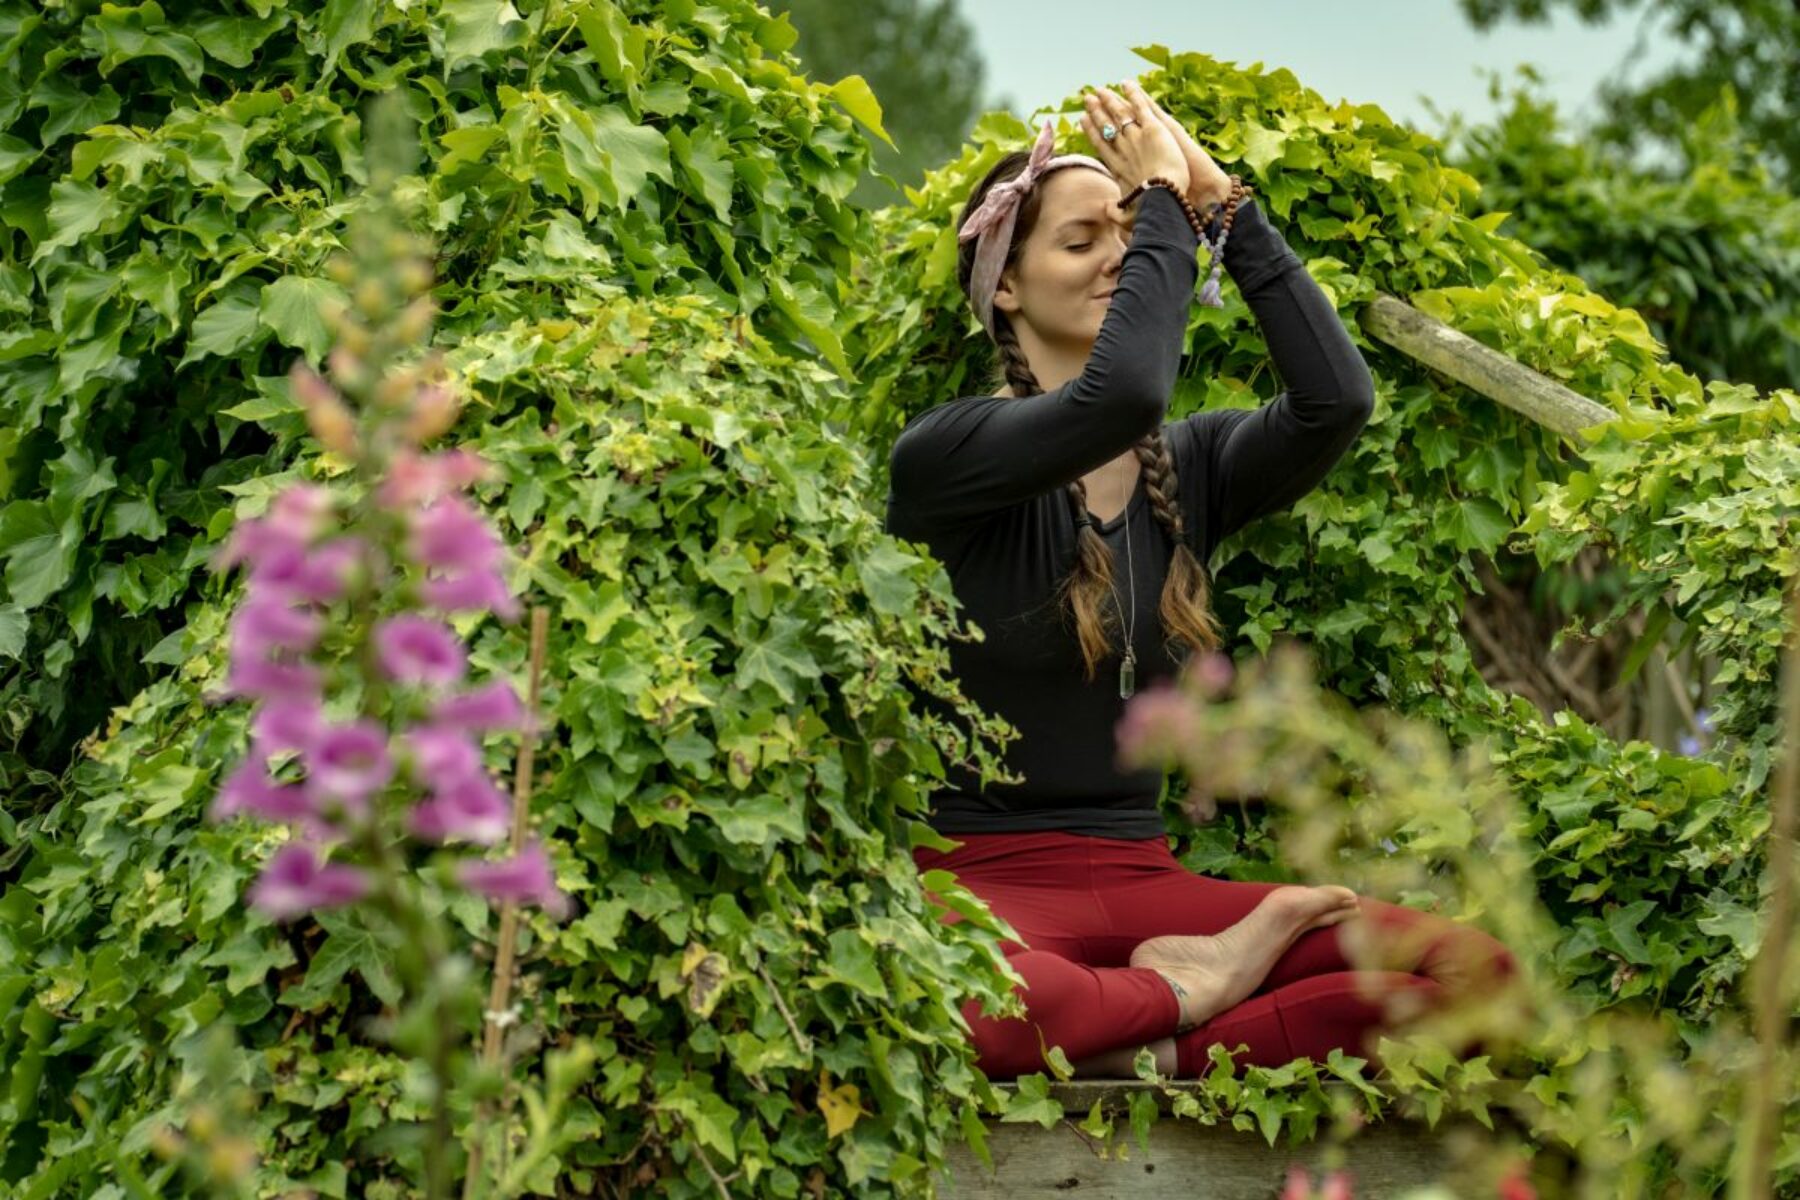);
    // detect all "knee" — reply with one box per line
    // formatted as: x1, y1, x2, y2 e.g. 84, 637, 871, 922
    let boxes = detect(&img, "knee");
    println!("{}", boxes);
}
1435, 927, 1521, 994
